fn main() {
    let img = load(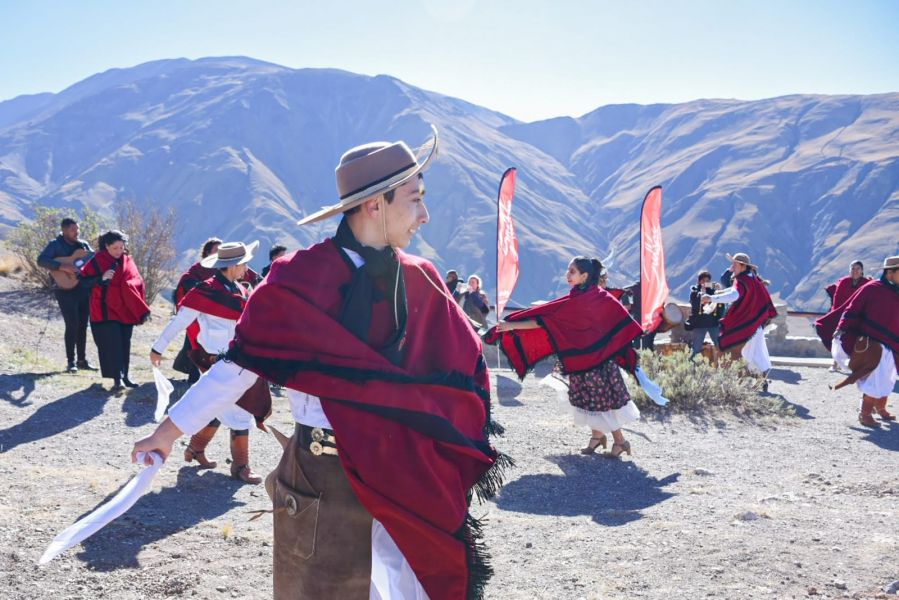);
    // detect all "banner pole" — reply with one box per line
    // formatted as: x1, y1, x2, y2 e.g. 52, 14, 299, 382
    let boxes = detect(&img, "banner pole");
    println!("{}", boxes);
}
496, 170, 502, 371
